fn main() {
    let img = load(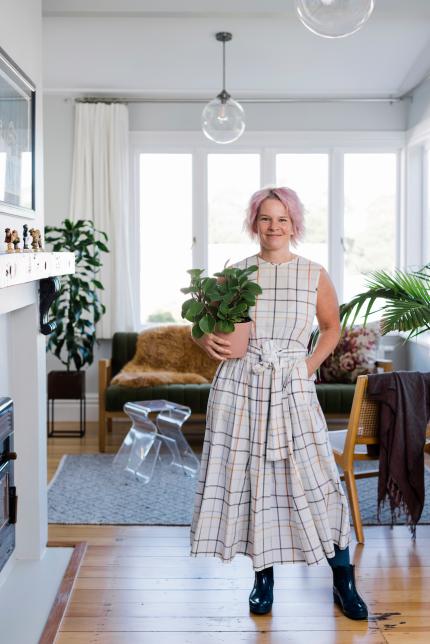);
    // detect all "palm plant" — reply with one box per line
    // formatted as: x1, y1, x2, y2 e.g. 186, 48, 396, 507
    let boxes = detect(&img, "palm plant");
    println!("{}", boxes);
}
309, 263, 430, 353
